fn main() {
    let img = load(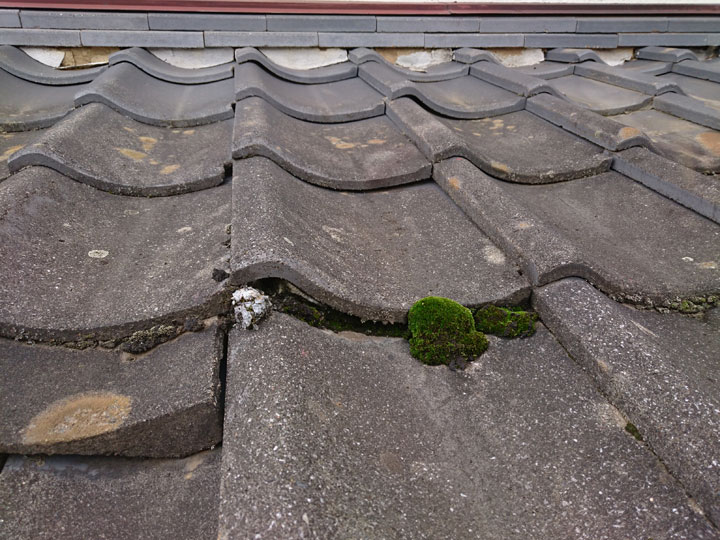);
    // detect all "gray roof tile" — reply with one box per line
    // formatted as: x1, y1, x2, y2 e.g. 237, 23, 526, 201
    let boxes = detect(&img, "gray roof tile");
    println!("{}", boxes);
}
0, 45, 104, 85
236, 46, 357, 83
548, 74, 653, 115
109, 47, 234, 84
